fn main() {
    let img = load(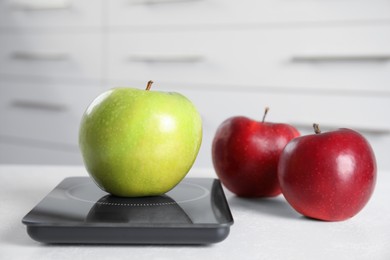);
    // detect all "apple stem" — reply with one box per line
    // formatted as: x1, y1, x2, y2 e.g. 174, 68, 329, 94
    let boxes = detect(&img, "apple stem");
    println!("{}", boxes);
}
262, 107, 270, 123
313, 123, 321, 134
146, 80, 153, 91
